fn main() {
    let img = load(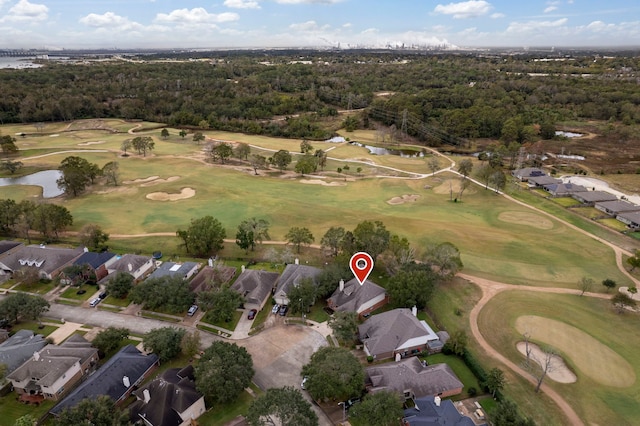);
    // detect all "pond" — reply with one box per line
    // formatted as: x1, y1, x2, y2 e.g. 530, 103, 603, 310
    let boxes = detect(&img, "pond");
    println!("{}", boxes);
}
0, 170, 63, 198
350, 142, 425, 158
555, 131, 583, 138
